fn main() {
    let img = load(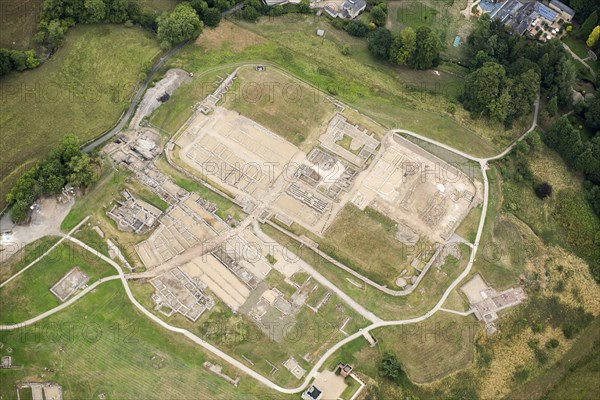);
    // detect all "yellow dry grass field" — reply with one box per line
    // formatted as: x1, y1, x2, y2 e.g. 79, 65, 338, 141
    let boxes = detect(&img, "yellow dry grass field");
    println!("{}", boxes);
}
529, 149, 580, 192
195, 20, 266, 53
479, 325, 566, 399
